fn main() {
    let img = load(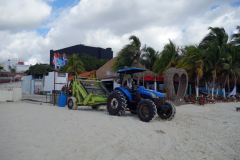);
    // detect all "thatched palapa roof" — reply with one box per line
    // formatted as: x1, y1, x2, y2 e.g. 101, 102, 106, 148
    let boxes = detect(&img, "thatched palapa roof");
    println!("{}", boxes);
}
96, 58, 156, 79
